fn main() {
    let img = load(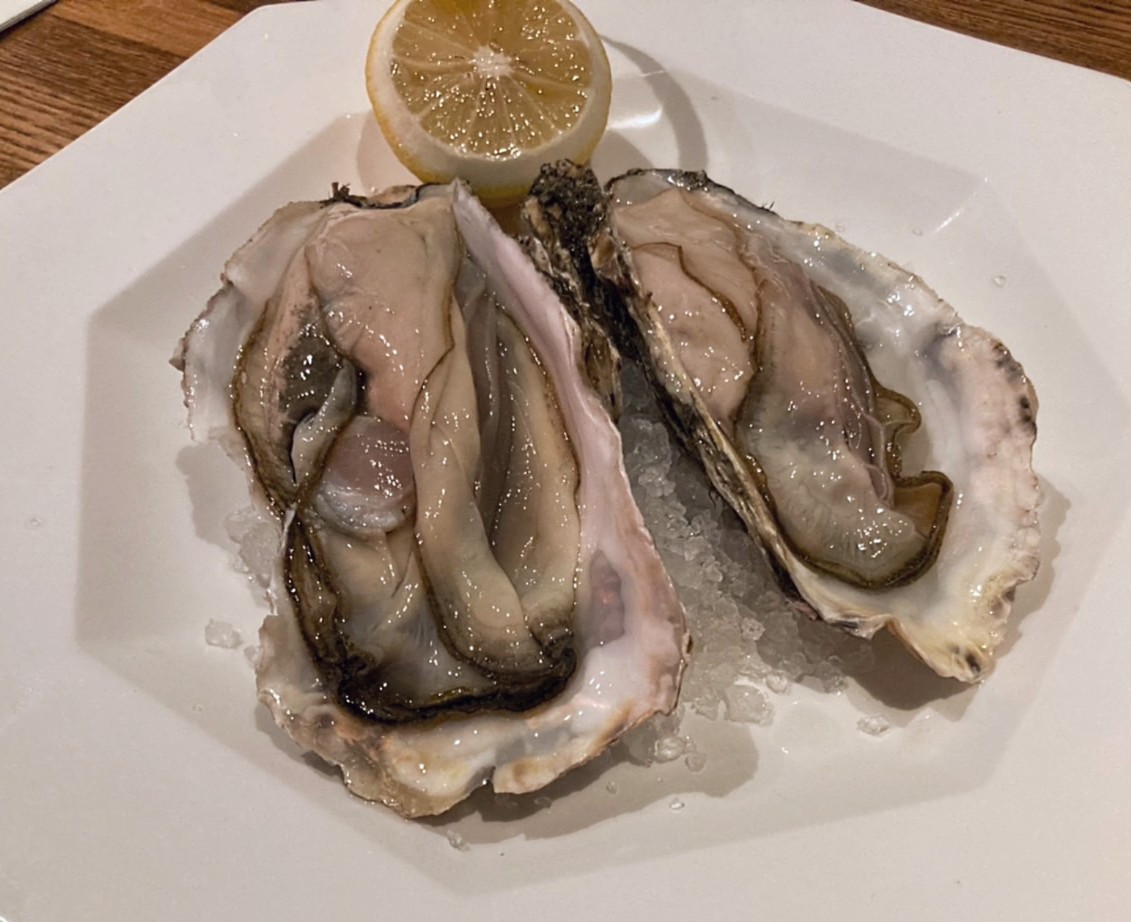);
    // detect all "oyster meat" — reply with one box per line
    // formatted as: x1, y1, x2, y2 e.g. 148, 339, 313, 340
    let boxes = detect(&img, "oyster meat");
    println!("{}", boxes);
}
527, 163, 1040, 682
176, 182, 688, 817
